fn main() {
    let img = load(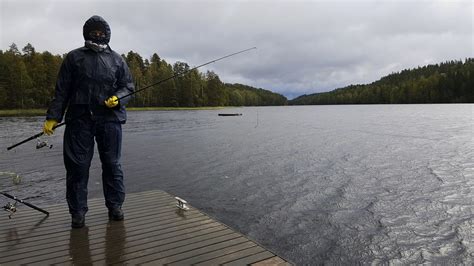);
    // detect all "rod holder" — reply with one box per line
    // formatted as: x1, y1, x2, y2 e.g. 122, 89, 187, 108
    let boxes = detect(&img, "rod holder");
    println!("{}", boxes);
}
175, 196, 189, 211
